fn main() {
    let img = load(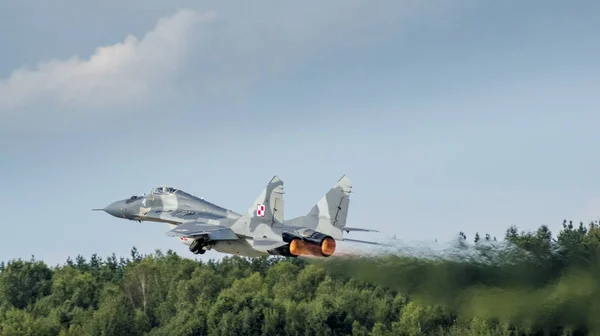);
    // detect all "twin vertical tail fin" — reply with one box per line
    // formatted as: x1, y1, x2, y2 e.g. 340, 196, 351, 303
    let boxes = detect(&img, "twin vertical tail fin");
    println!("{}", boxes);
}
246, 174, 381, 248
246, 175, 285, 227
286, 175, 352, 240
310, 174, 352, 239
